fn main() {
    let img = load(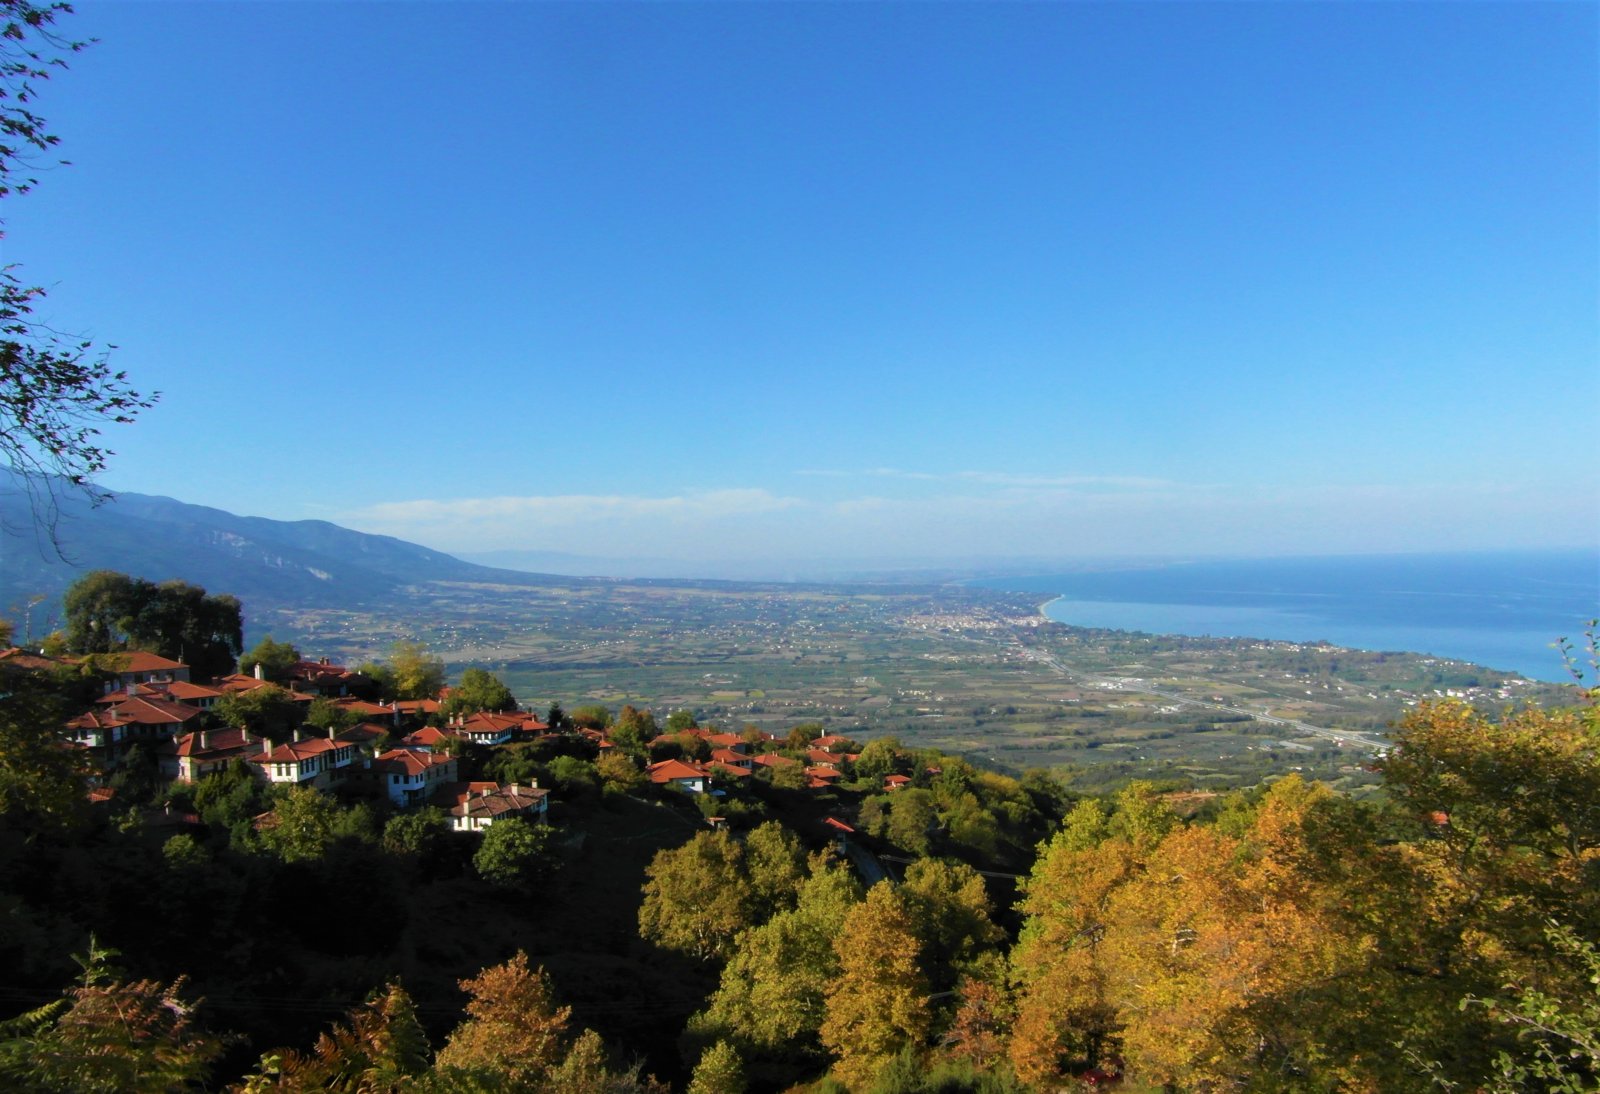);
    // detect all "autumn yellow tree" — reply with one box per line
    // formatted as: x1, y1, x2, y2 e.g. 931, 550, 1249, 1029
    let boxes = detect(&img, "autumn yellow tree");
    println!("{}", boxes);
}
820, 881, 931, 1089
433, 952, 572, 1085
239, 981, 428, 1092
